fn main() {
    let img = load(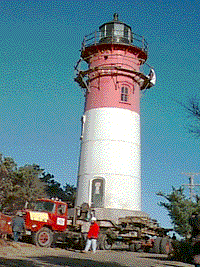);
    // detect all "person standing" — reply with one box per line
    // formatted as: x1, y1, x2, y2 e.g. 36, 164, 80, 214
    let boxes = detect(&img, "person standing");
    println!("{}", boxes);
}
11, 211, 25, 242
83, 217, 100, 253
